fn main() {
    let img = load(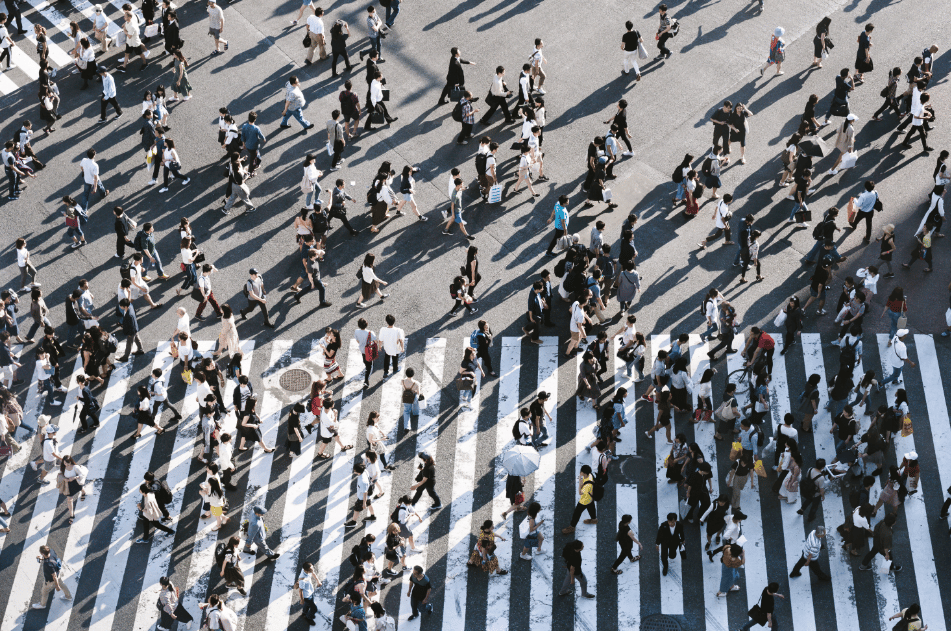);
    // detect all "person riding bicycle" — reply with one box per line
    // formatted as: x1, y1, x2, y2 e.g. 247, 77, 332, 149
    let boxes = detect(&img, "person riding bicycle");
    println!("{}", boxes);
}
742, 327, 775, 376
